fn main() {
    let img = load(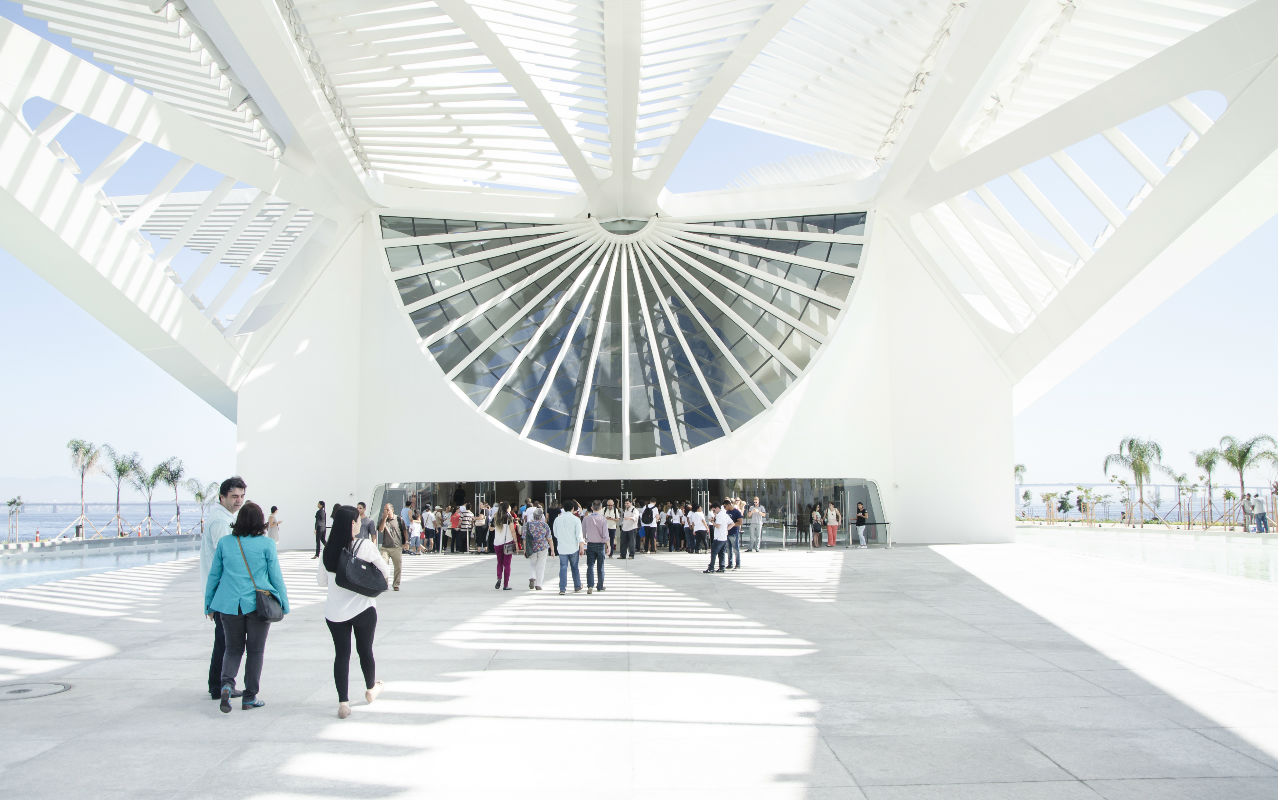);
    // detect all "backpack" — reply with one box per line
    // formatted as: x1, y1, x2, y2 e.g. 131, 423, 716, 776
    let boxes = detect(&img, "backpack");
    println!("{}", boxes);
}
641, 505, 654, 525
